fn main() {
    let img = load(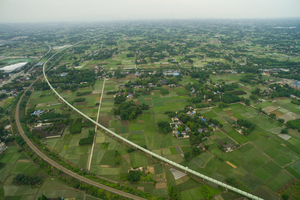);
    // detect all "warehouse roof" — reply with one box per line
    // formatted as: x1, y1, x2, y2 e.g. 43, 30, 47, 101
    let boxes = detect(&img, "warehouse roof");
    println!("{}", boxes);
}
0, 62, 28, 73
